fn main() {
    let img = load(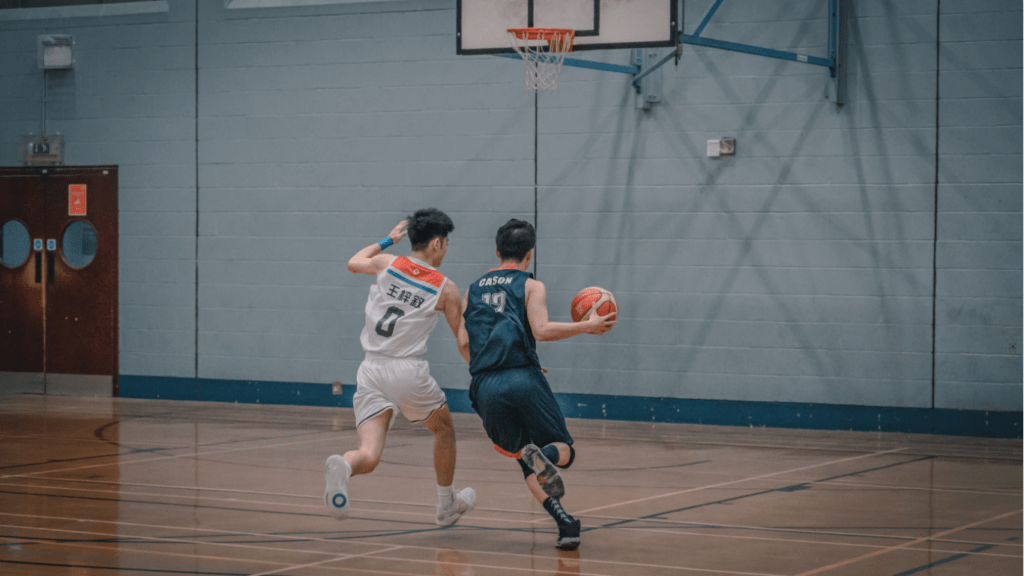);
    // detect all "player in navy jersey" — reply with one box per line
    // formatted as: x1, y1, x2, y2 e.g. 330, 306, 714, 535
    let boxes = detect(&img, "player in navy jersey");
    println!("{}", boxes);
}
324, 208, 475, 527
458, 219, 616, 549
